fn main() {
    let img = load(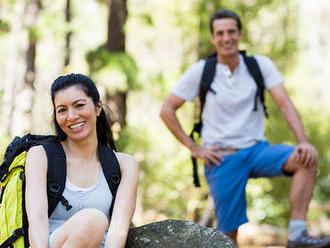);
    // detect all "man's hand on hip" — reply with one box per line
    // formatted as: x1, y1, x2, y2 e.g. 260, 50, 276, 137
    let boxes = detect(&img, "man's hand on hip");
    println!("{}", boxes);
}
294, 142, 318, 167
189, 144, 223, 168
